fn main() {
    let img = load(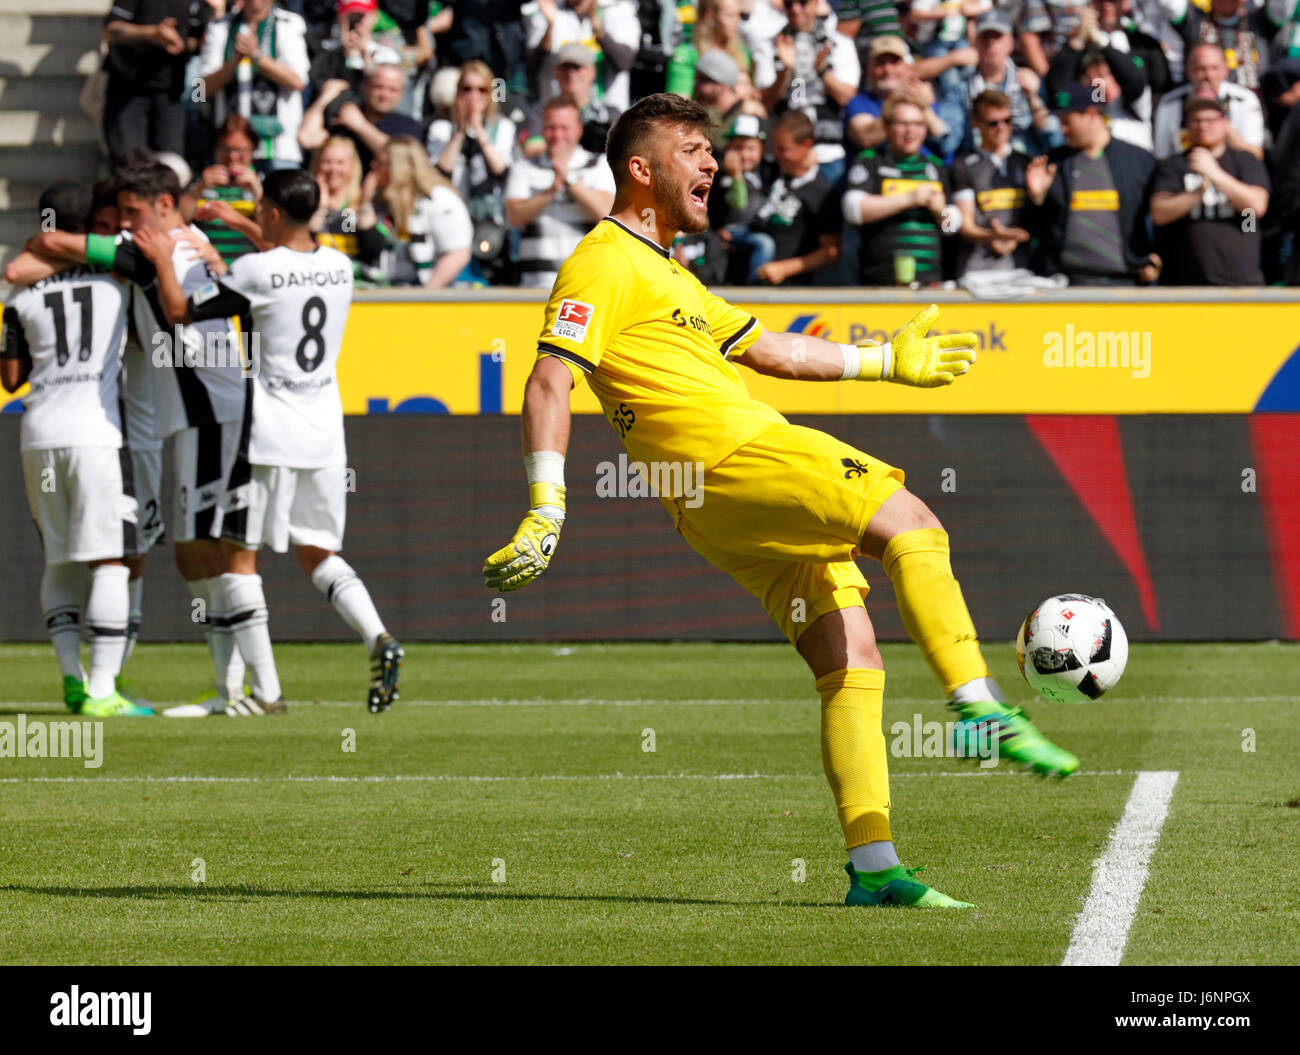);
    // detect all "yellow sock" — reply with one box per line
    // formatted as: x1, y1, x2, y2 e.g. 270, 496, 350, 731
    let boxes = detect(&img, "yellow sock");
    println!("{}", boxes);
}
816, 668, 892, 849
880, 528, 989, 697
